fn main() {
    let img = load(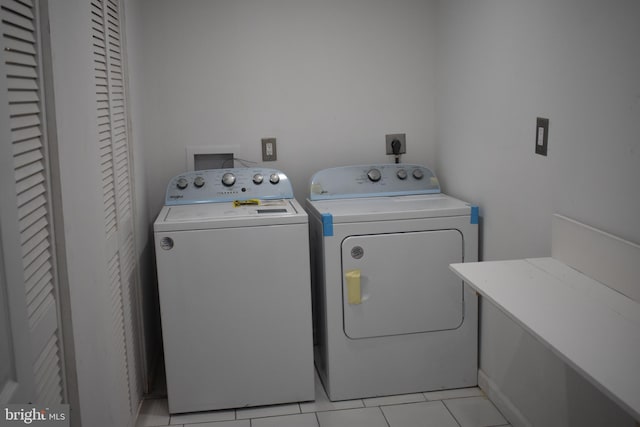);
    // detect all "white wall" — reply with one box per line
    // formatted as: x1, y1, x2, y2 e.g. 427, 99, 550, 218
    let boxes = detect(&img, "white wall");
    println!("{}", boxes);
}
436, 0, 640, 260
137, 0, 439, 220
436, 0, 640, 425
